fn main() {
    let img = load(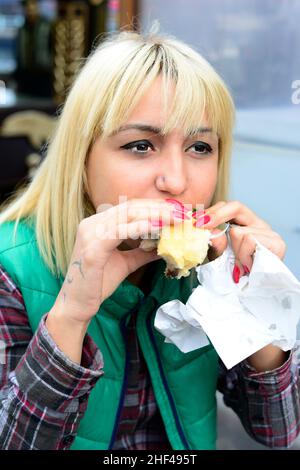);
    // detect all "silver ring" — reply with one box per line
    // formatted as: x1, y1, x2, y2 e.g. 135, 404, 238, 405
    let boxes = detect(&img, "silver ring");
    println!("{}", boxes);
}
209, 222, 231, 240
